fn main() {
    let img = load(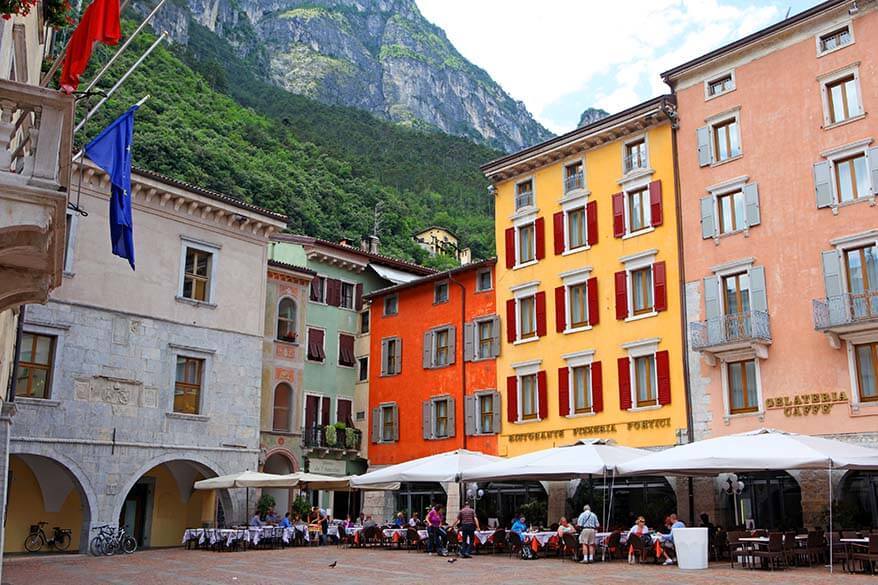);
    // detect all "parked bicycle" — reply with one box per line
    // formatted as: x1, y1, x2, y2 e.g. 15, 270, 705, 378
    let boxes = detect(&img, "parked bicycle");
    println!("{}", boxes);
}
89, 524, 137, 556
24, 522, 72, 552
